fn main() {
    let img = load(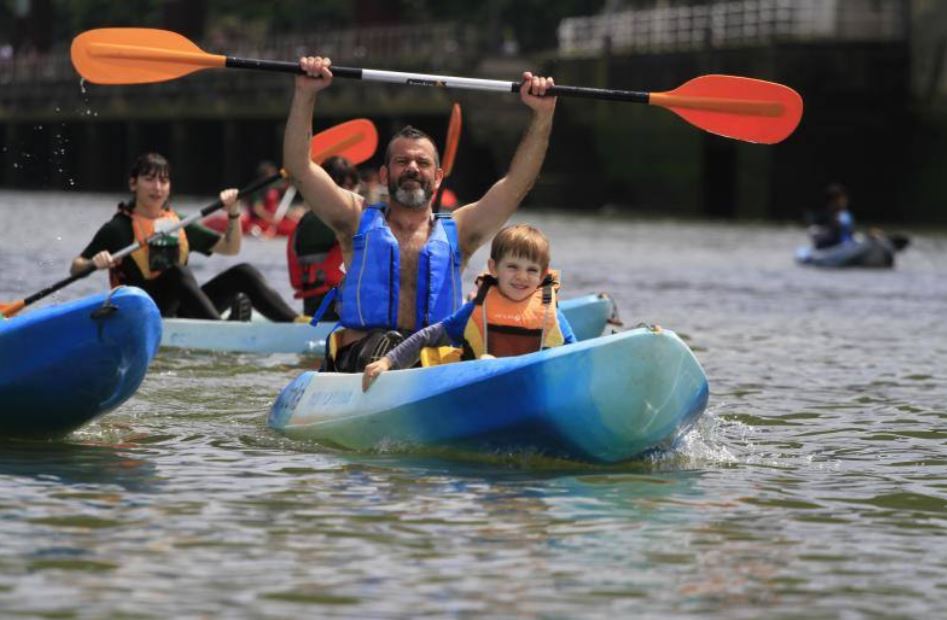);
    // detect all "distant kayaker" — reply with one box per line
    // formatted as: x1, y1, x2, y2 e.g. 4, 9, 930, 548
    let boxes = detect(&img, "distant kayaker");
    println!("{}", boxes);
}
361, 224, 576, 391
286, 156, 359, 319
284, 54, 557, 372
807, 182, 854, 249
70, 152, 301, 322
